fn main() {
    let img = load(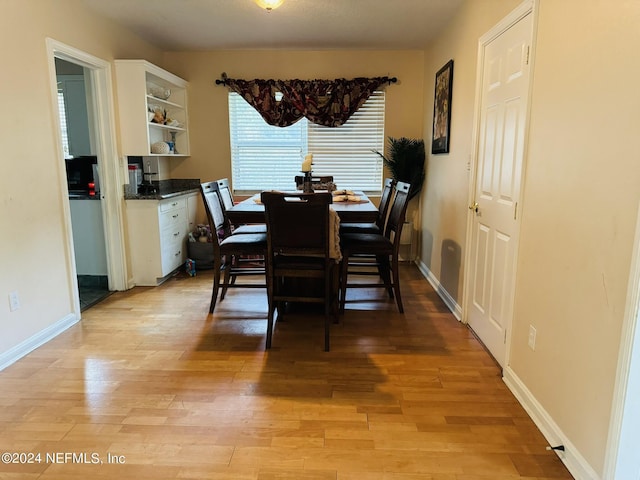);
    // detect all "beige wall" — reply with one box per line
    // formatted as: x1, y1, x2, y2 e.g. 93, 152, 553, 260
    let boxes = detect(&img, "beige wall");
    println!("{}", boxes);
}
421, 0, 640, 475
163, 49, 425, 208
510, 0, 640, 473
0, 0, 161, 353
420, 0, 521, 304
